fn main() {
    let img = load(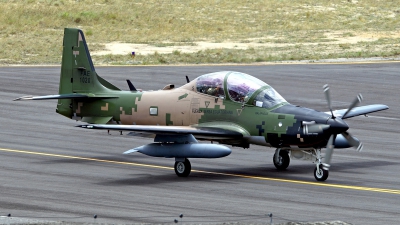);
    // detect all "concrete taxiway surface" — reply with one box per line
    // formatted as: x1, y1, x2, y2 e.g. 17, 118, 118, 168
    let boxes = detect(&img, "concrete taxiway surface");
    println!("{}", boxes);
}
0, 63, 399, 224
